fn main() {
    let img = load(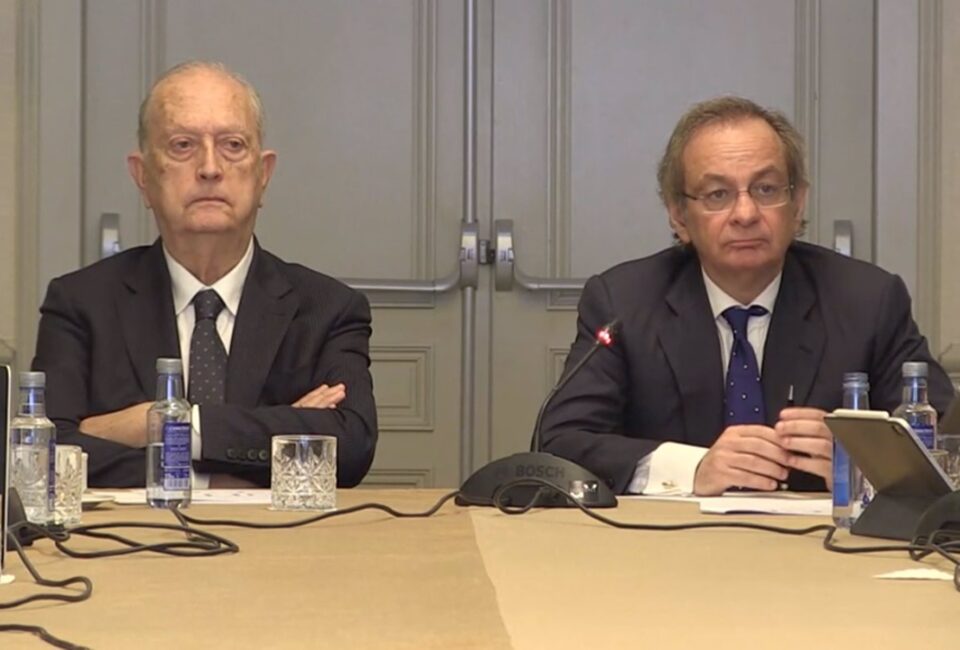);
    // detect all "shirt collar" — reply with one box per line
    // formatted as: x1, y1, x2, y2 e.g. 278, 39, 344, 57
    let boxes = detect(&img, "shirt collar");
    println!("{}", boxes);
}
164, 238, 255, 317
702, 268, 782, 320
